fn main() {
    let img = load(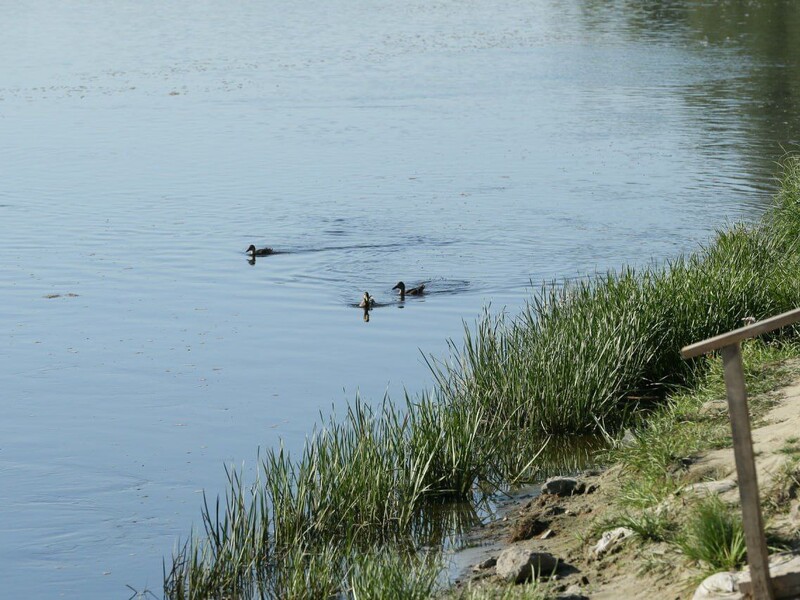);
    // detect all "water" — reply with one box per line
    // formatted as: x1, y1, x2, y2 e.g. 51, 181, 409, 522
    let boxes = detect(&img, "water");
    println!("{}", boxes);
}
2, 0, 800, 596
